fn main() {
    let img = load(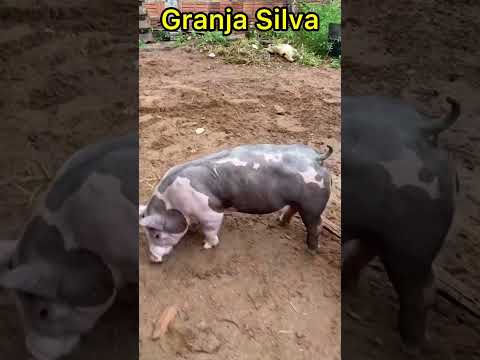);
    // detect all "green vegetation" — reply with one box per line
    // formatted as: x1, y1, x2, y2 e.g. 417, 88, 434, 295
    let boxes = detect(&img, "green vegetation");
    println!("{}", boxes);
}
258, 0, 341, 66
330, 56, 341, 69
286, 0, 341, 58
201, 38, 271, 65
174, 33, 191, 47
153, 30, 170, 42
198, 31, 228, 46
297, 47, 323, 67
147, 1, 341, 68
